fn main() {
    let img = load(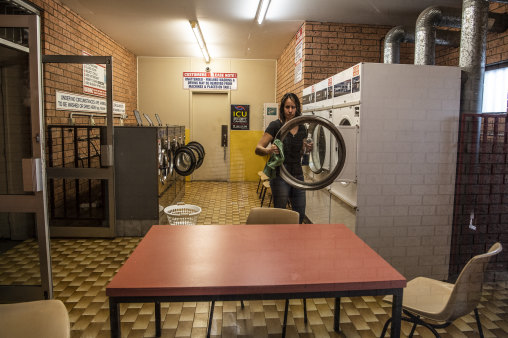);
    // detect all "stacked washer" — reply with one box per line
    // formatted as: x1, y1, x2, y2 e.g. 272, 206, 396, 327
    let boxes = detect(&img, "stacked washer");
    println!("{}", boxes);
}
302, 77, 336, 224
301, 71, 359, 228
